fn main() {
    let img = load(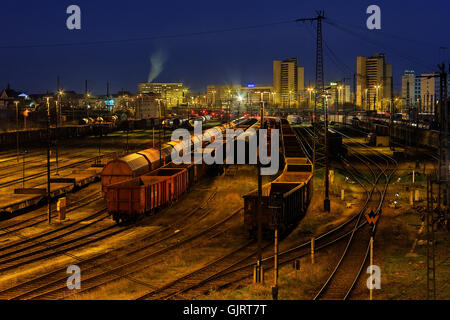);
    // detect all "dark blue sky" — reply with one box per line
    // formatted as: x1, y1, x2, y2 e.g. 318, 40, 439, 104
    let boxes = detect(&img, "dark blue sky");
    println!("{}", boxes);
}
1, 0, 448, 94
